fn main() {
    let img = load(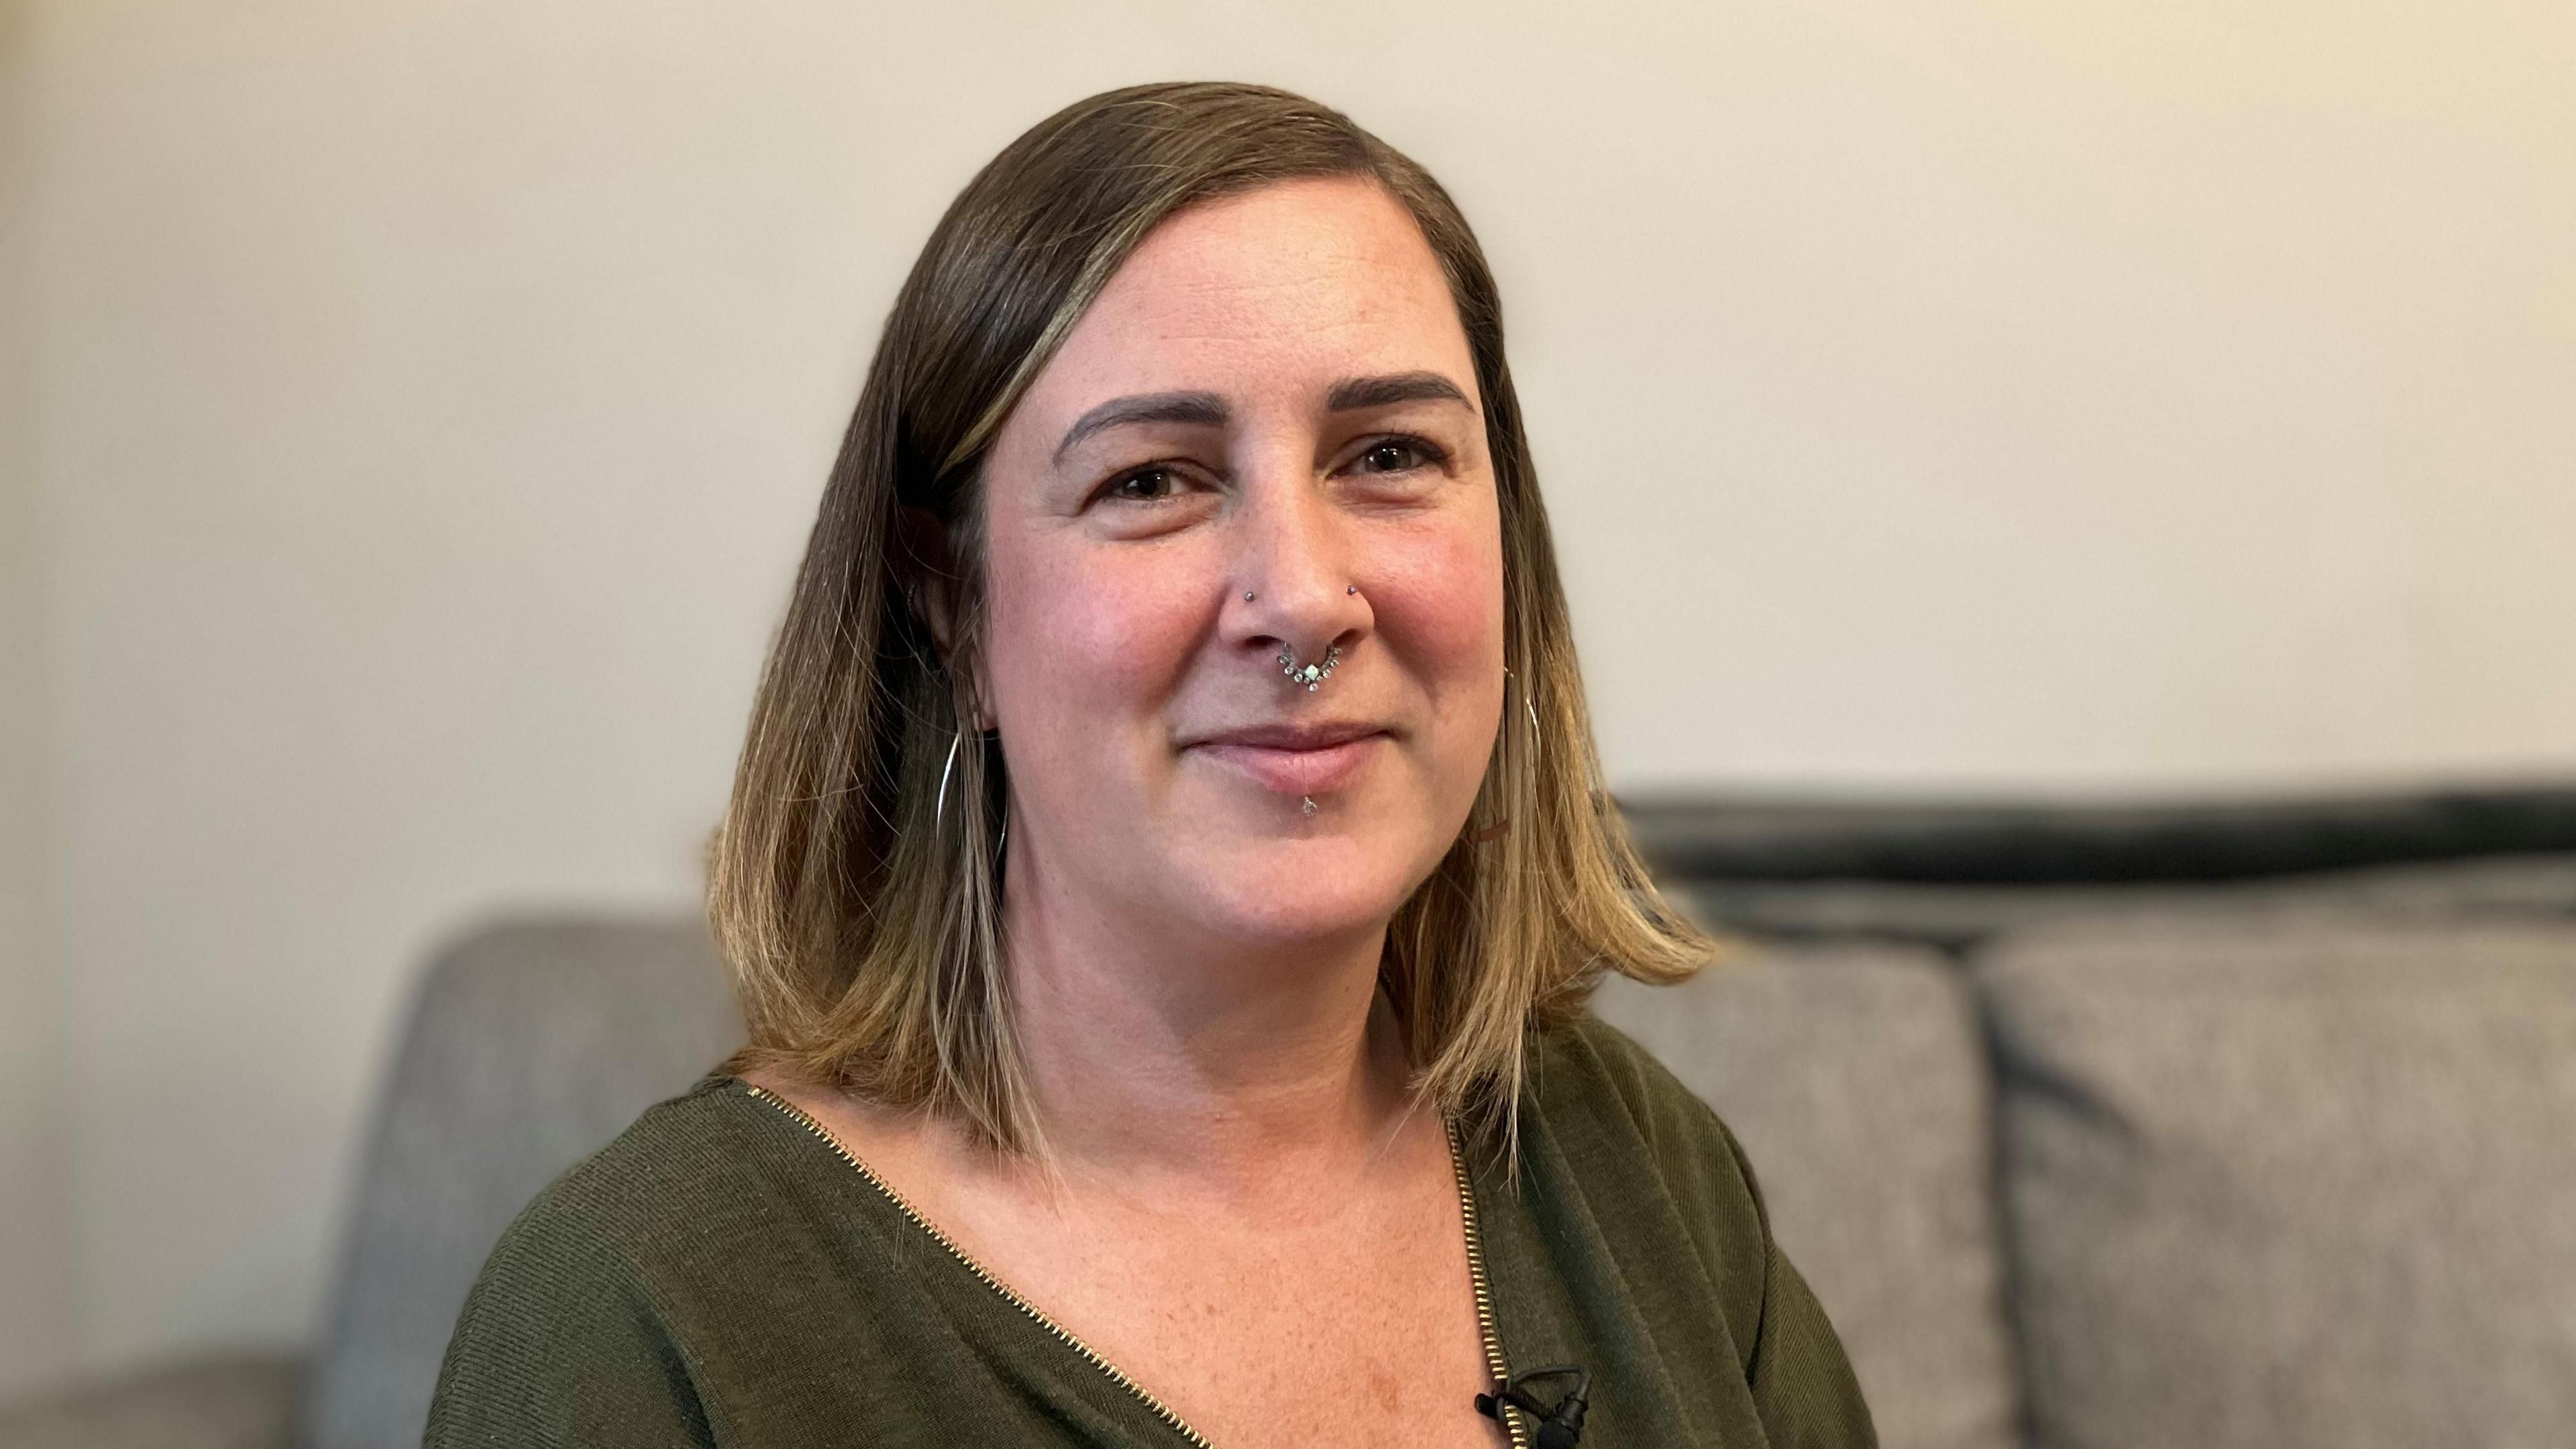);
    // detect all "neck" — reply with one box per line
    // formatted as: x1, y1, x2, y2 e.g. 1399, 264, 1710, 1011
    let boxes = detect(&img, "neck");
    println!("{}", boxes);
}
999, 839, 1414, 1195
